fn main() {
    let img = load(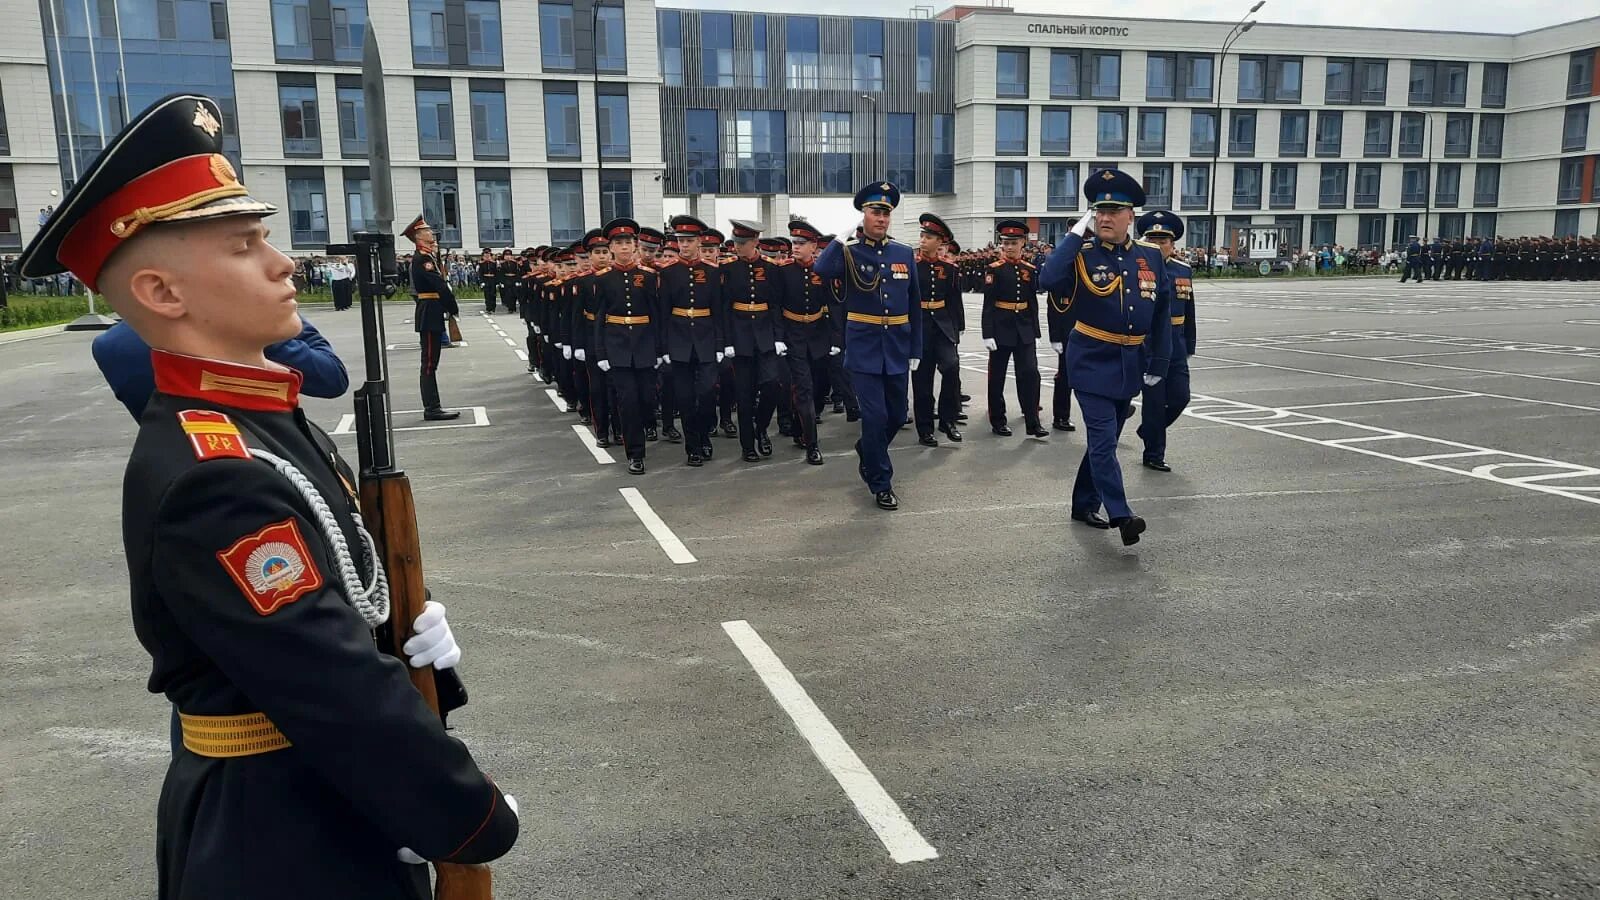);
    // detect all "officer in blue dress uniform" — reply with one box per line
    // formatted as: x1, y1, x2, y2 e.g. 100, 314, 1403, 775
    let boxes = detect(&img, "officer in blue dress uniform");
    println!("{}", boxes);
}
1040, 168, 1172, 546
814, 181, 922, 511
1400, 235, 1423, 284
1132, 210, 1197, 473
